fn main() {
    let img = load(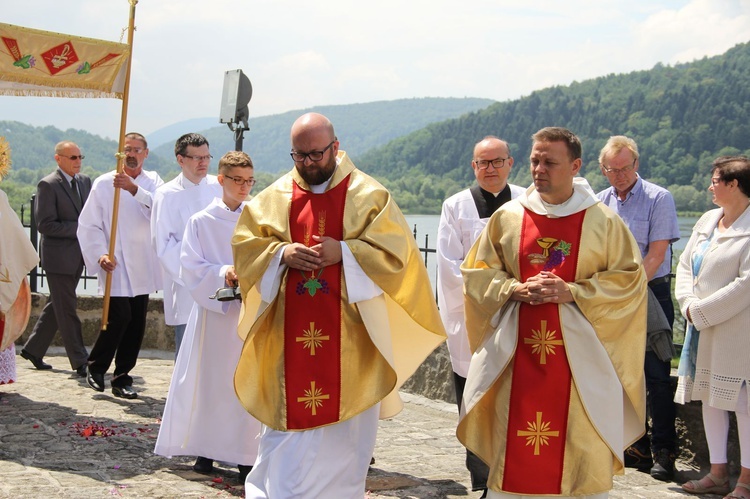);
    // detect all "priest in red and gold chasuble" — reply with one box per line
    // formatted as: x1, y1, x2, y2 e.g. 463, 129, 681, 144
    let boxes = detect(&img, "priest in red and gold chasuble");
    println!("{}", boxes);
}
232, 150, 446, 432
457, 128, 647, 498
